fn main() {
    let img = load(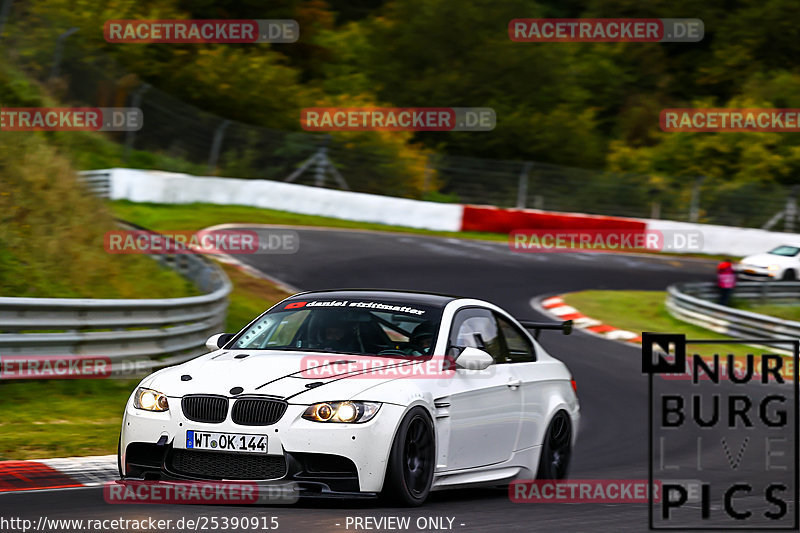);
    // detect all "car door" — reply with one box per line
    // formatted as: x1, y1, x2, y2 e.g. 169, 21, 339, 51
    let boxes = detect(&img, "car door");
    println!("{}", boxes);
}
495, 313, 549, 451
439, 307, 523, 471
